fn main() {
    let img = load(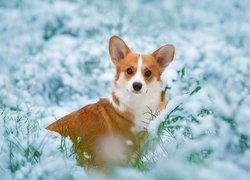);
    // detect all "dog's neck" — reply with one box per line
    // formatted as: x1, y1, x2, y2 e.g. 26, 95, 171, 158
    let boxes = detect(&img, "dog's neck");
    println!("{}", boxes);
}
110, 81, 164, 132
